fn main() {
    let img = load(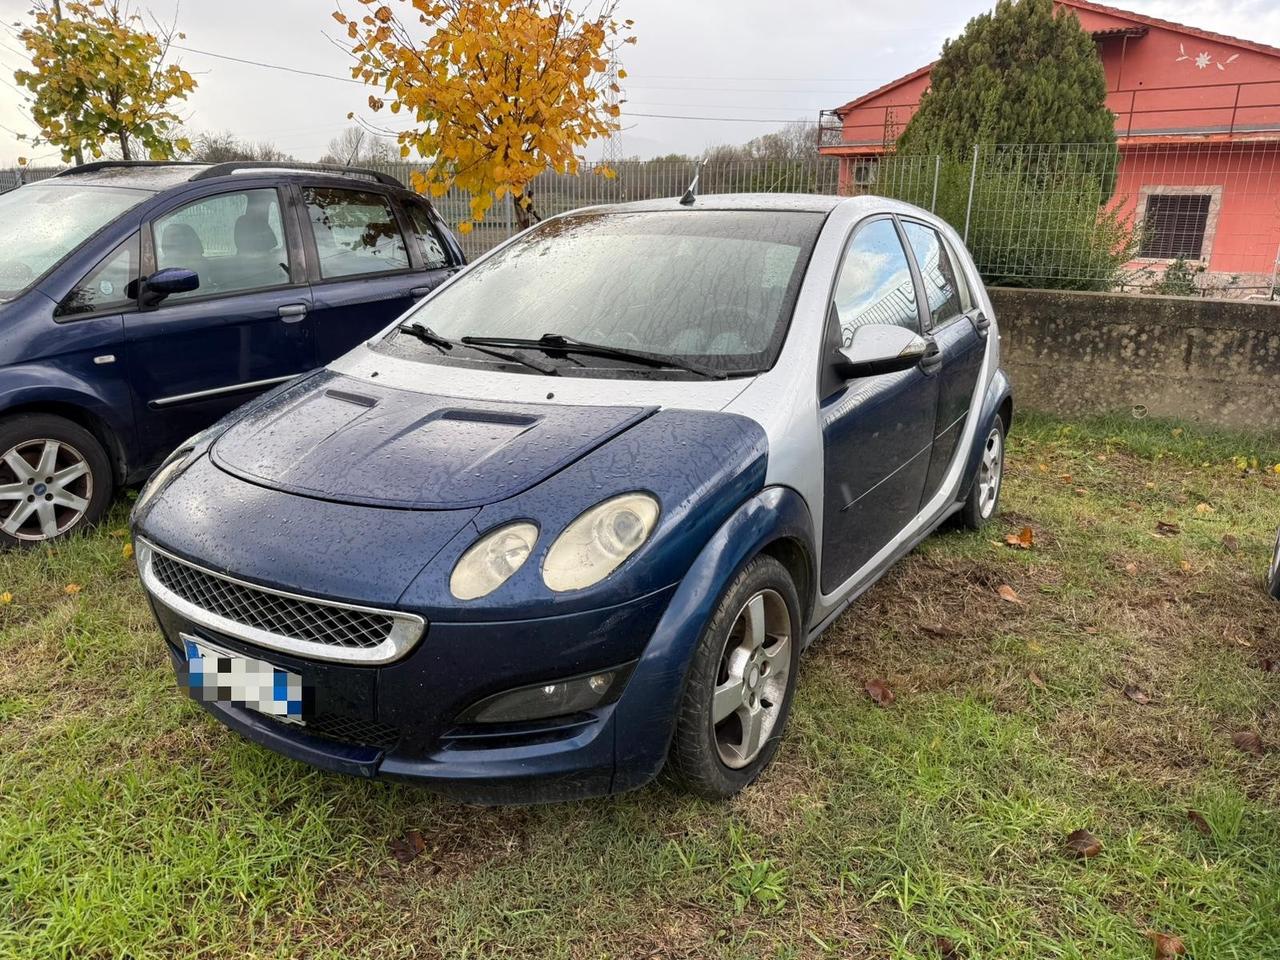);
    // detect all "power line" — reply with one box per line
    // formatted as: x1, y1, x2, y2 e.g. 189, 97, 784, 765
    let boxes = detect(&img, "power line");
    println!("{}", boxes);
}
171, 43, 364, 84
